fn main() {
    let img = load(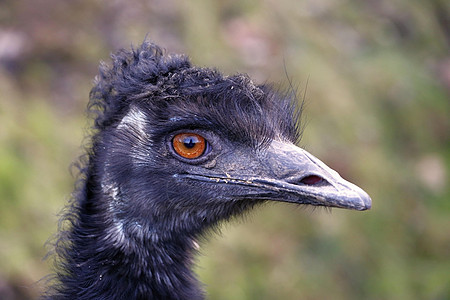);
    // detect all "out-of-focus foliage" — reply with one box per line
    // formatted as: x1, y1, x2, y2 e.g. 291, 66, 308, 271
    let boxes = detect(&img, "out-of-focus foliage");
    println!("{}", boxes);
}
0, 0, 448, 299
